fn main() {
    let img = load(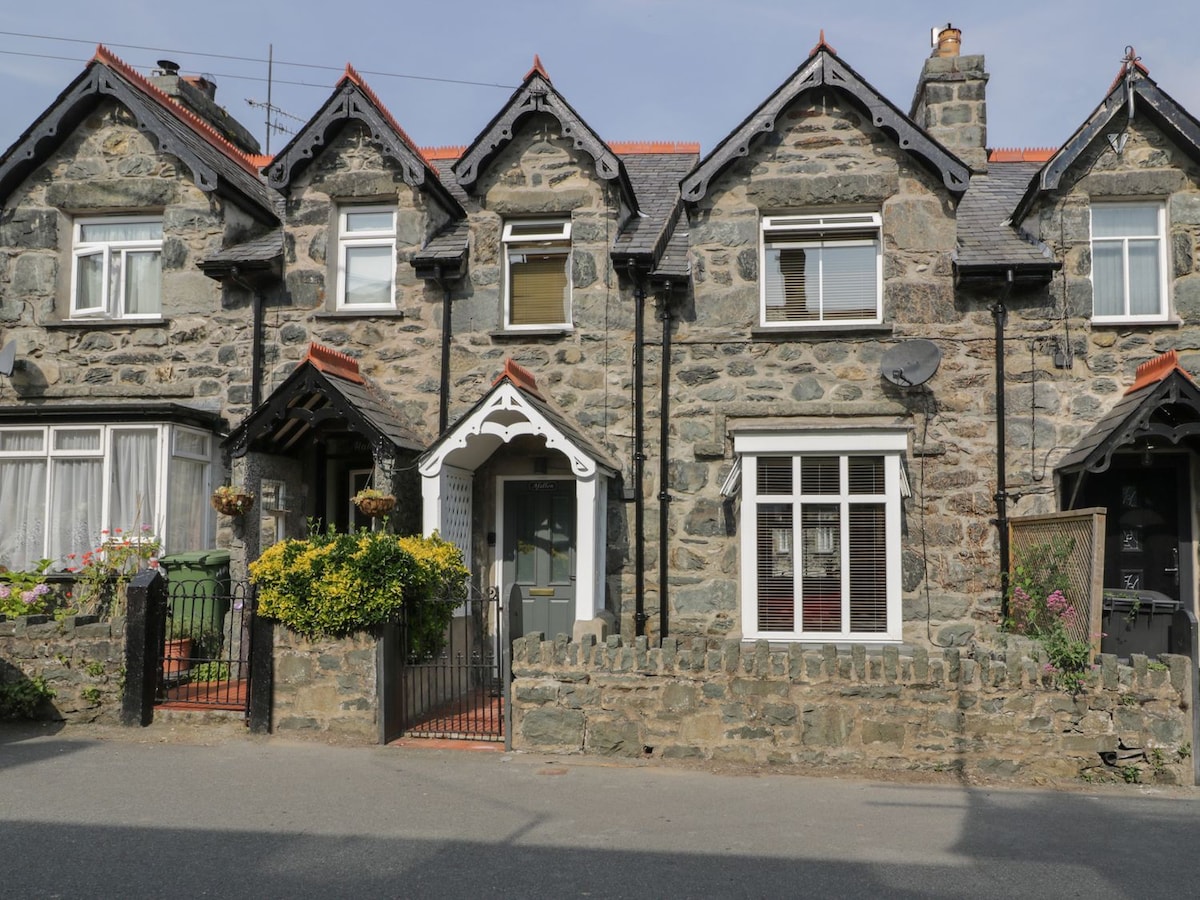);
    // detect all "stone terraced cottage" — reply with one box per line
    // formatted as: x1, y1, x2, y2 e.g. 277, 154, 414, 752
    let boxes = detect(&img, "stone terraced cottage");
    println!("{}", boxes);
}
4, 26, 1200, 662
